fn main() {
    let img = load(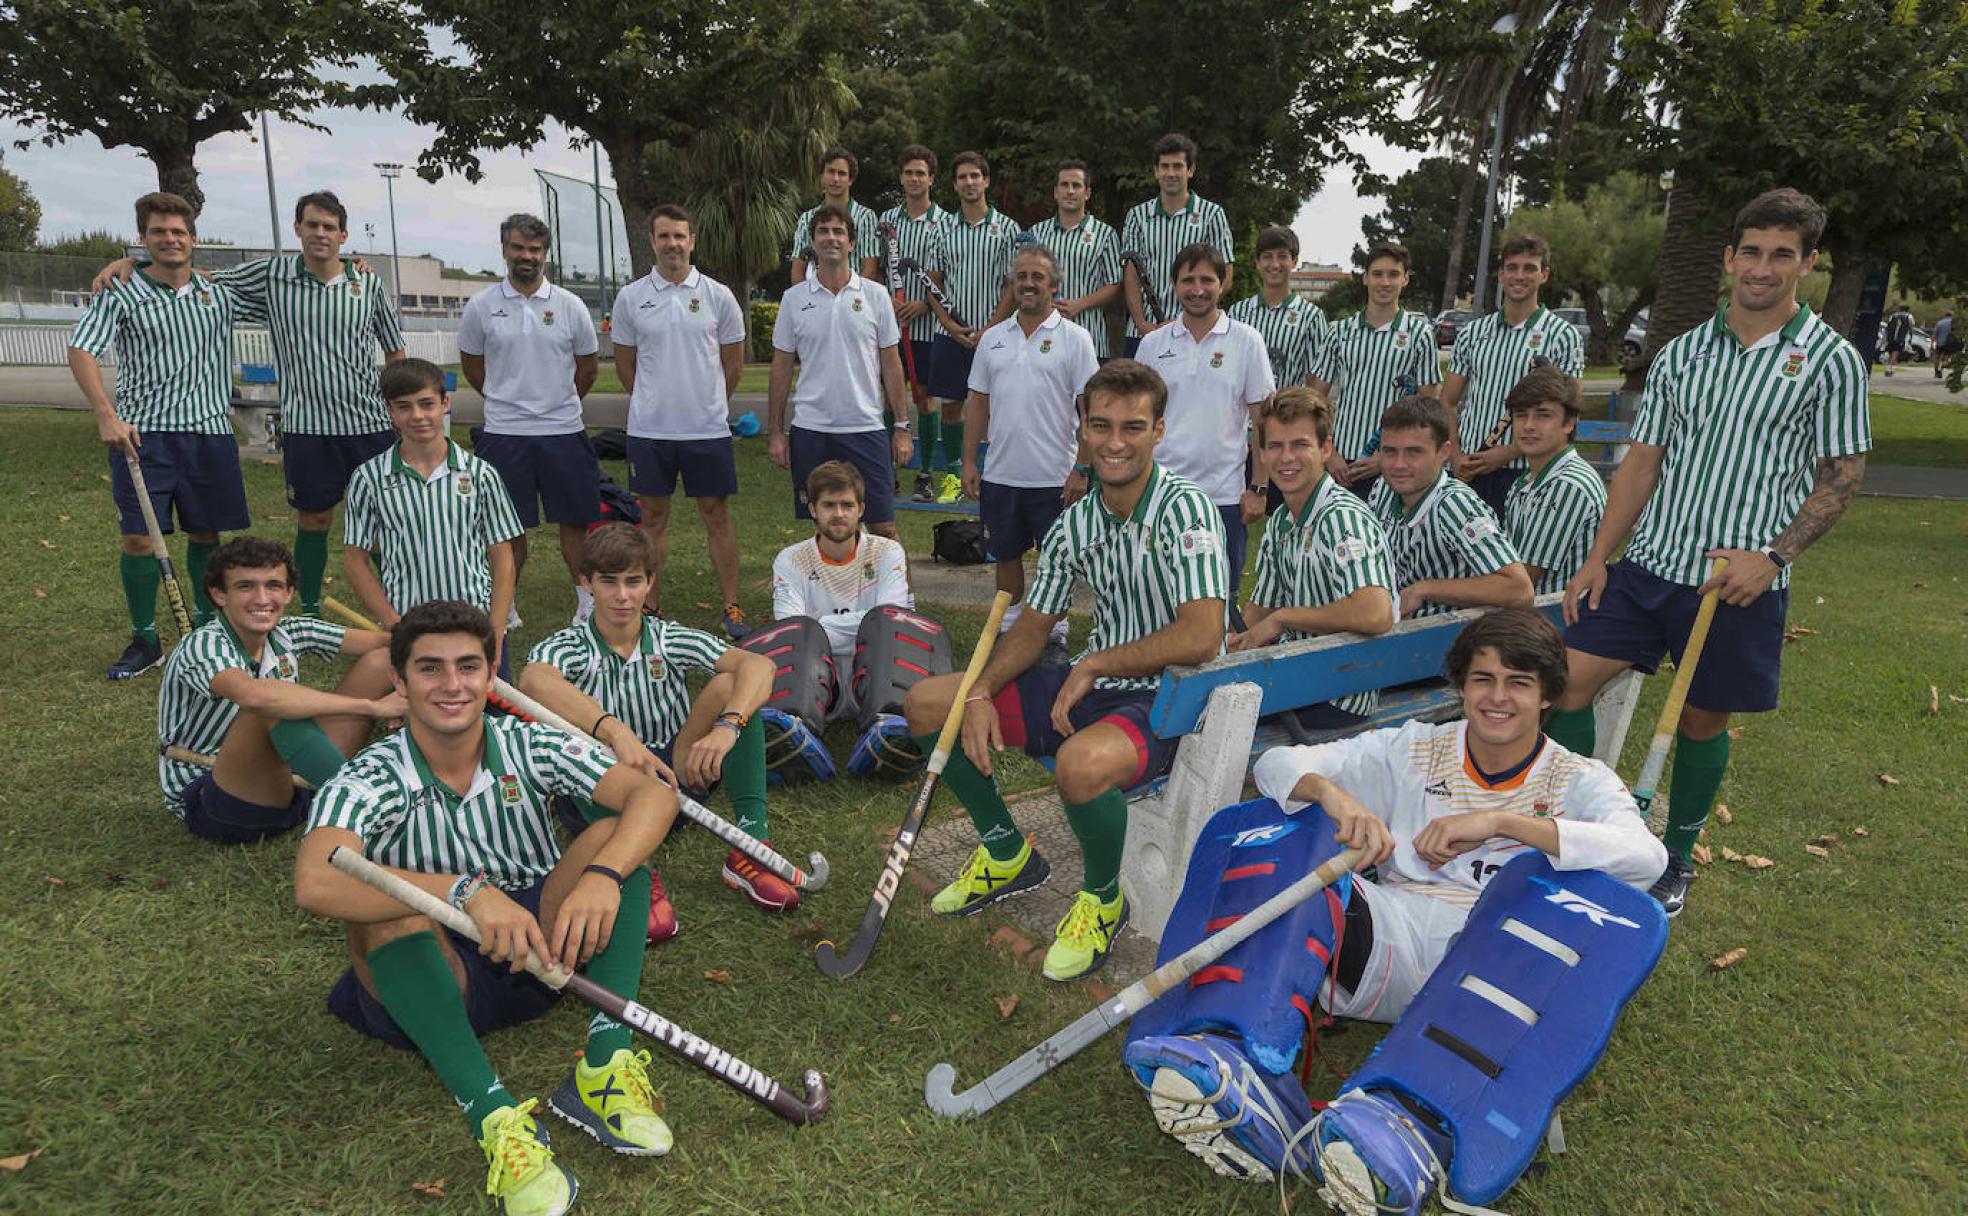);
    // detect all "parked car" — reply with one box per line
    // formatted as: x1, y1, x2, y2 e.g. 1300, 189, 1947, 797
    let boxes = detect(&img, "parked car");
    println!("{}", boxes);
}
1622, 308, 1650, 358
1434, 309, 1473, 347
1553, 307, 1589, 331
